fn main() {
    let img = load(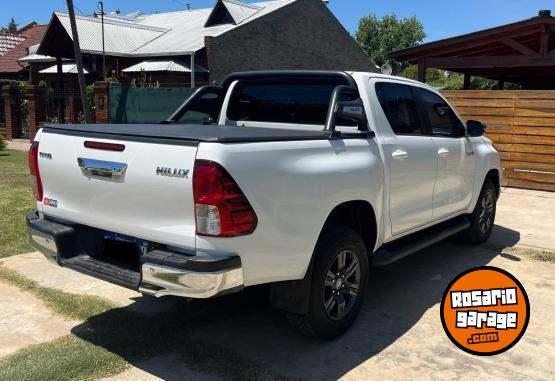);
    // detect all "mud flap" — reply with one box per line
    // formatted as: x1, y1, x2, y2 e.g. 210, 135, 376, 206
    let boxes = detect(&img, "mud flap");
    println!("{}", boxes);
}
270, 261, 314, 315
